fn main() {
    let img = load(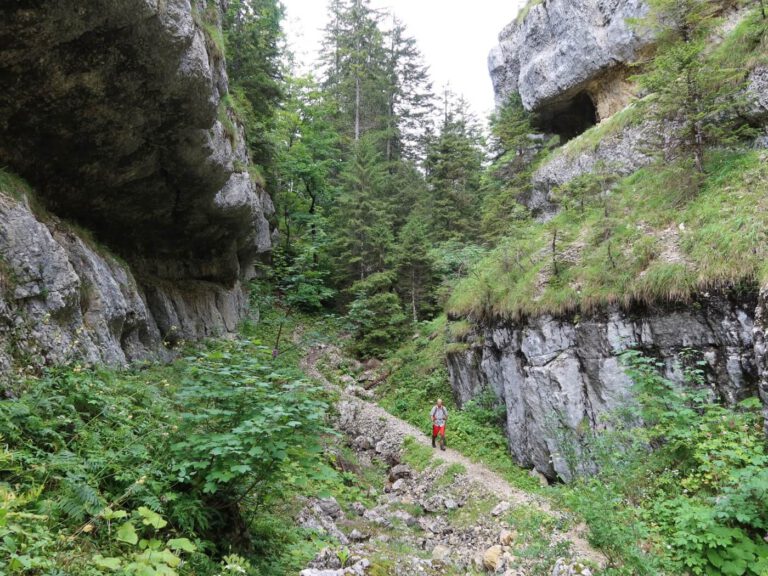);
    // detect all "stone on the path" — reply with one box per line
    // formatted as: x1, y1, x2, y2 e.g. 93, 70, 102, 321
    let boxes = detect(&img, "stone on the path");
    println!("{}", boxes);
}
552, 559, 593, 576
443, 497, 458, 510
349, 528, 369, 542
431, 544, 451, 565
483, 545, 504, 571
491, 501, 511, 517
499, 529, 517, 546
348, 558, 371, 576
391, 478, 406, 492
347, 385, 374, 400
352, 435, 373, 451
529, 468, 550, 487
317, 497, 343, 519
420, 494, 444, 513
351, 501, 366, 516
473, 552, 486, 571
388, 463, 413, 482
308, 547, 342, 570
